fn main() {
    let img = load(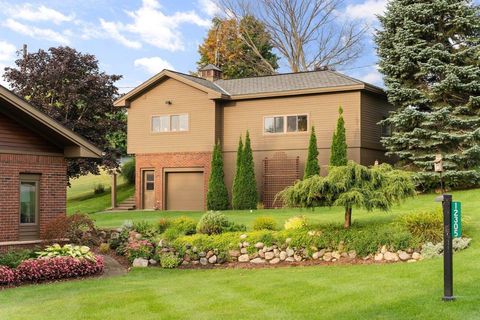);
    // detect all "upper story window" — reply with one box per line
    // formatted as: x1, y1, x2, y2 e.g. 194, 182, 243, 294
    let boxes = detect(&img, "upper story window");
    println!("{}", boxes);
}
264, 114, 308, 134
152, 114, 188, 133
